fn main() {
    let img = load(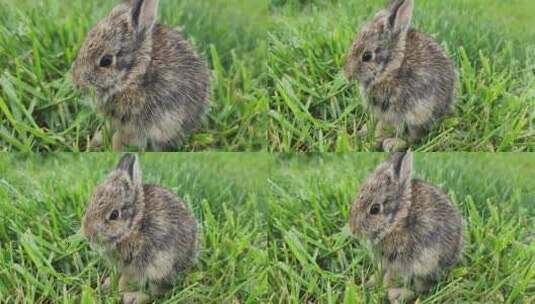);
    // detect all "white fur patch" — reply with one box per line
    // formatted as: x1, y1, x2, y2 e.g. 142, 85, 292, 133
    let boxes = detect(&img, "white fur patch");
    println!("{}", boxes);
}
145, 250, 176, 281
405, 99, 434, 126
148, 111, 183, 142
411, 247, 440, 275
